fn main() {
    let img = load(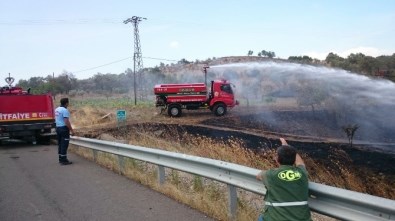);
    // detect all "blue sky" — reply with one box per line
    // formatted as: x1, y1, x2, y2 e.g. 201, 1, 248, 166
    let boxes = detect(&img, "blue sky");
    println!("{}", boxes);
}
1, 0, 394, 81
